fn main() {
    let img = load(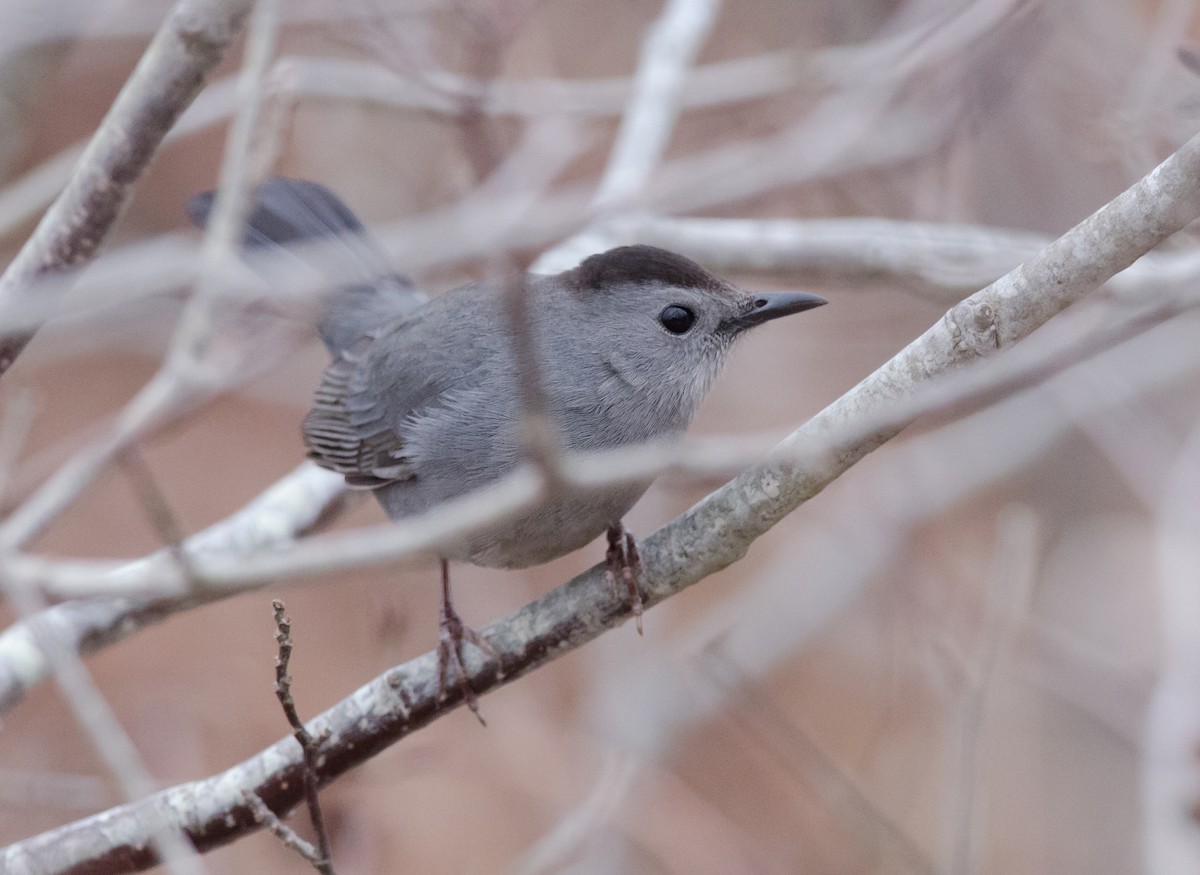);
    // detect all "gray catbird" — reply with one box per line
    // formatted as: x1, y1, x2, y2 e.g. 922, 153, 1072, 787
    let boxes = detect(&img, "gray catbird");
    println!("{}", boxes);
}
189, 177, 826, 715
